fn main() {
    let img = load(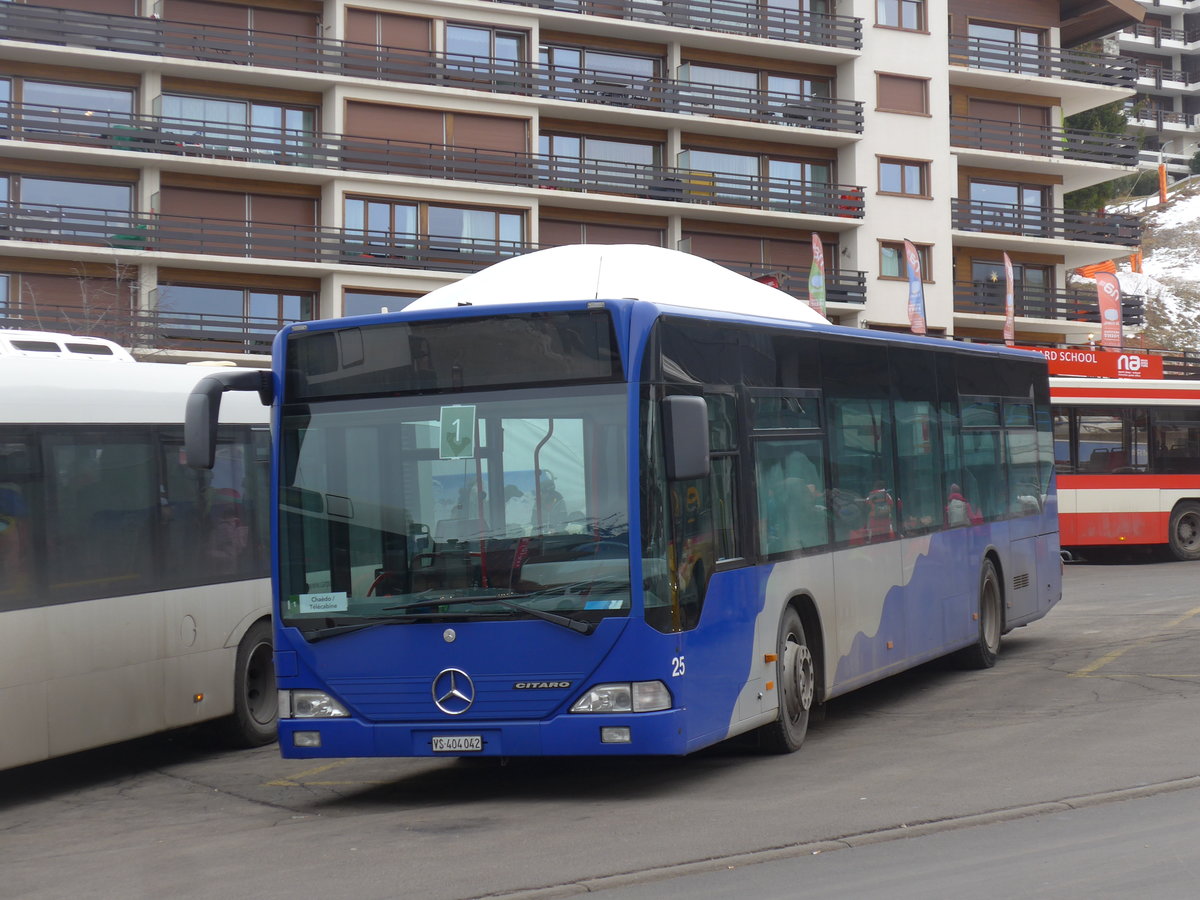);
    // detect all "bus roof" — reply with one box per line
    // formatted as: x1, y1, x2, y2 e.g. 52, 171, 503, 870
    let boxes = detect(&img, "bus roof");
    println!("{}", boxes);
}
405, 244, 830, 325
0, 357, 268, 425
0, 328, 134, 361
